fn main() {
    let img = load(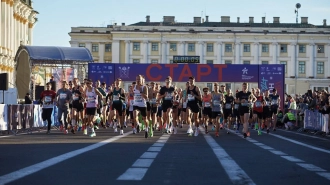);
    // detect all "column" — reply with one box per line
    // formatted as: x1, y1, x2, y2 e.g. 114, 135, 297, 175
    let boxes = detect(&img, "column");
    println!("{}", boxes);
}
216, 42, 222, 64
161, 41, 167, 64
308, 43, 315, 78
111, 40, 120, 63
142, 40, 148, 63
326, 43, 330, 78
272, 42, 278, 64
125, 40, 130, 63
85, 42, 92, 53
179, 41, 185, 55
98, 42, 105, 62
289, 42, 296, 77
254, 42, 259, 64
235, 42, 241, 64
2, 0, 7, 55
198, 41, 204, 64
